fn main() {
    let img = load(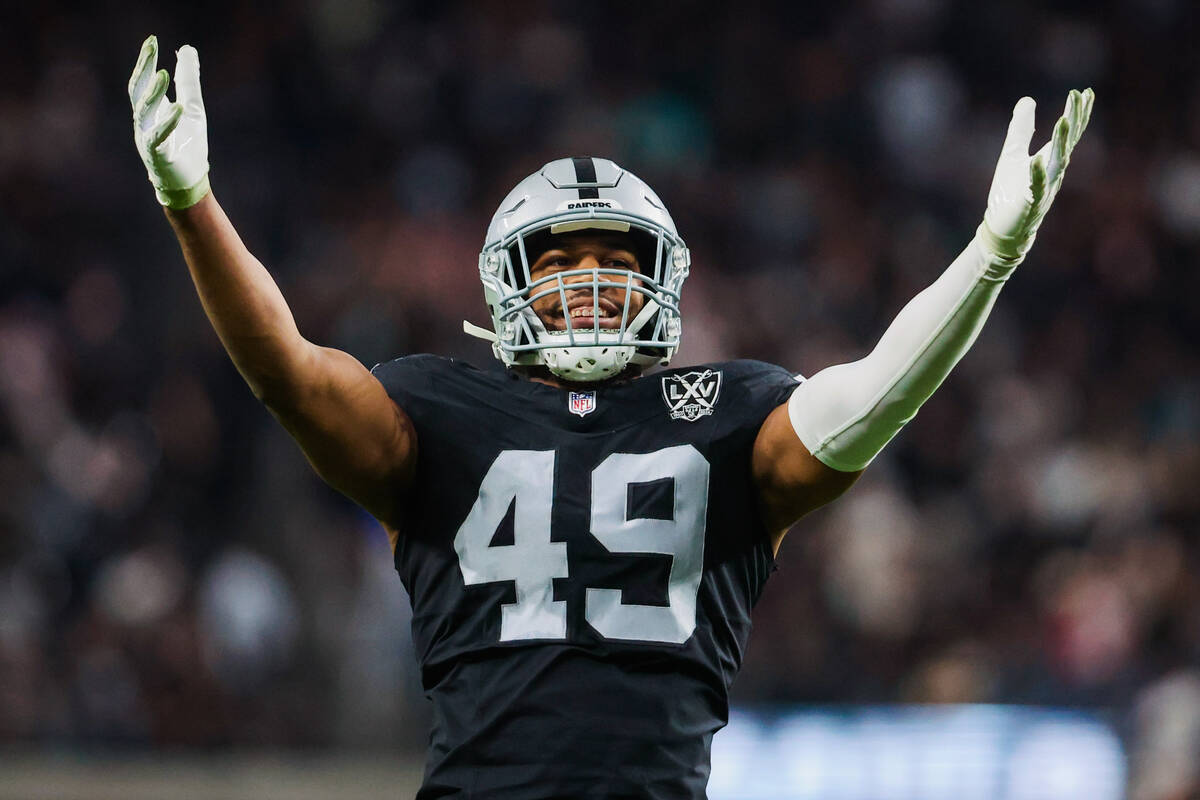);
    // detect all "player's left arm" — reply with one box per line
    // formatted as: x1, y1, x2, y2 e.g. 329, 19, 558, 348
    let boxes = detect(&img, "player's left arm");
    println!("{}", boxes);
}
753, 89, 1095, 552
